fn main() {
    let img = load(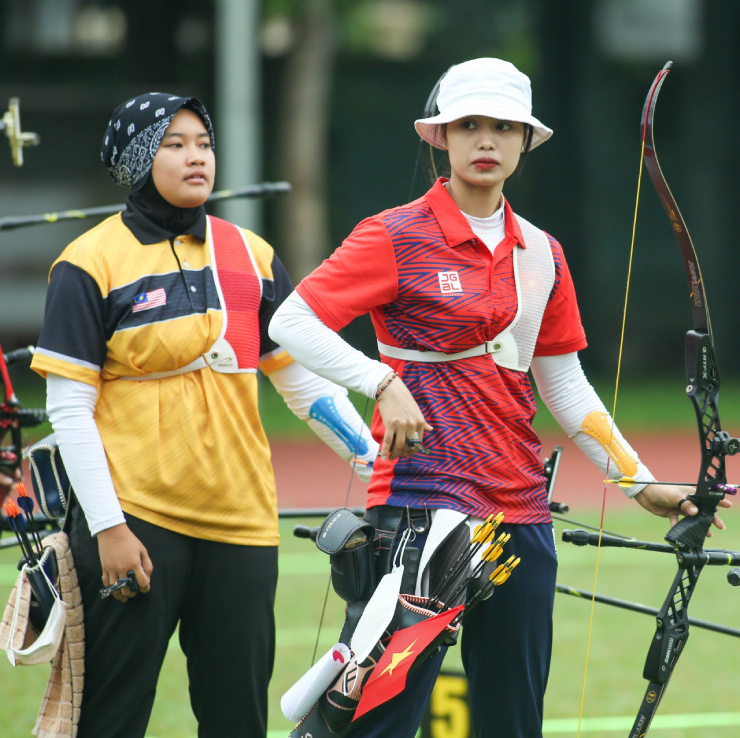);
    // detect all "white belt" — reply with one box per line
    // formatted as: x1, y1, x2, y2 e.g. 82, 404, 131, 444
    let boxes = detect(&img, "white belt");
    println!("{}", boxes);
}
377, 339, 506, 363
120, 356, 207, 381
119, 340, 257, 381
